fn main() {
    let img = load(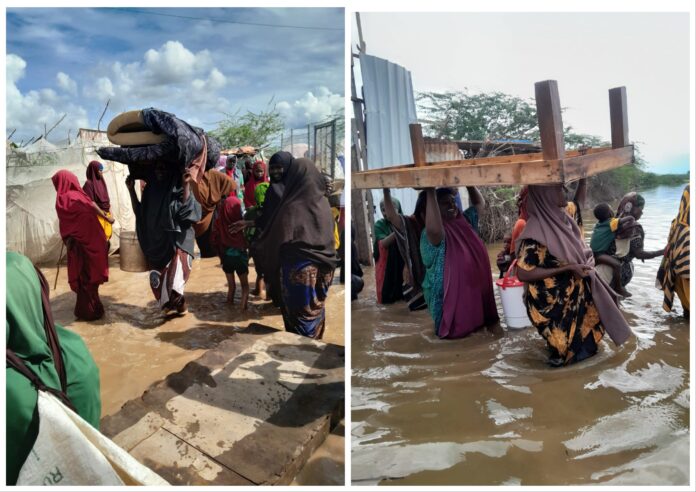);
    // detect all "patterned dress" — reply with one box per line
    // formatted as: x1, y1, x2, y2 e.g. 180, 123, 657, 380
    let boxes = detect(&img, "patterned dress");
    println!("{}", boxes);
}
517, 240, 606, 365
280, 259, 334, 339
